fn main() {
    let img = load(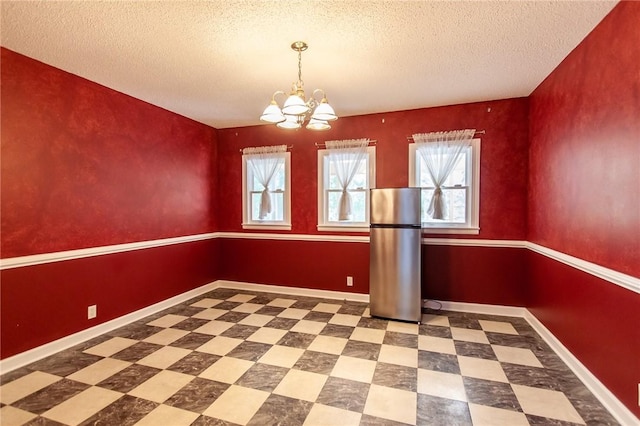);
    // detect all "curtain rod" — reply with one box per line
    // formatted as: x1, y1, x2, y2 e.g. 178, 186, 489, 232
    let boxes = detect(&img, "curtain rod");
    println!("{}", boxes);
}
315, 140, 377, 148
239, 145, 293, 153
406, 130, 485, 142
